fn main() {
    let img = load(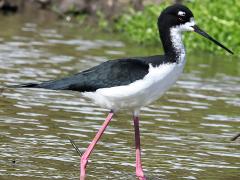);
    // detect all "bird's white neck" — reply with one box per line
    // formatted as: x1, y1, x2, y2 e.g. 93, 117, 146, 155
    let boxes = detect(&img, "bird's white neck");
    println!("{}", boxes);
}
170, 27, 186, 64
